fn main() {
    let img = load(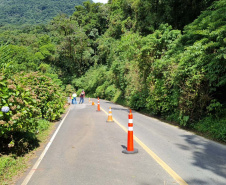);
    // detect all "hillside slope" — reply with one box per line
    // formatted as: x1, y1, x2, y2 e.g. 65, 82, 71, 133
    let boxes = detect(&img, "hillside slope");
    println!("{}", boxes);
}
0, 0, 90, 25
